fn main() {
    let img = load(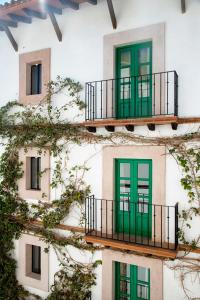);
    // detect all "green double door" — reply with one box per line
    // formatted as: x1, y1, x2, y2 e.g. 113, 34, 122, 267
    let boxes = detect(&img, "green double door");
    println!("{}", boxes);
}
115, 262, 150, 300
116, 42, 152, 119
115, 159, 152, 238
